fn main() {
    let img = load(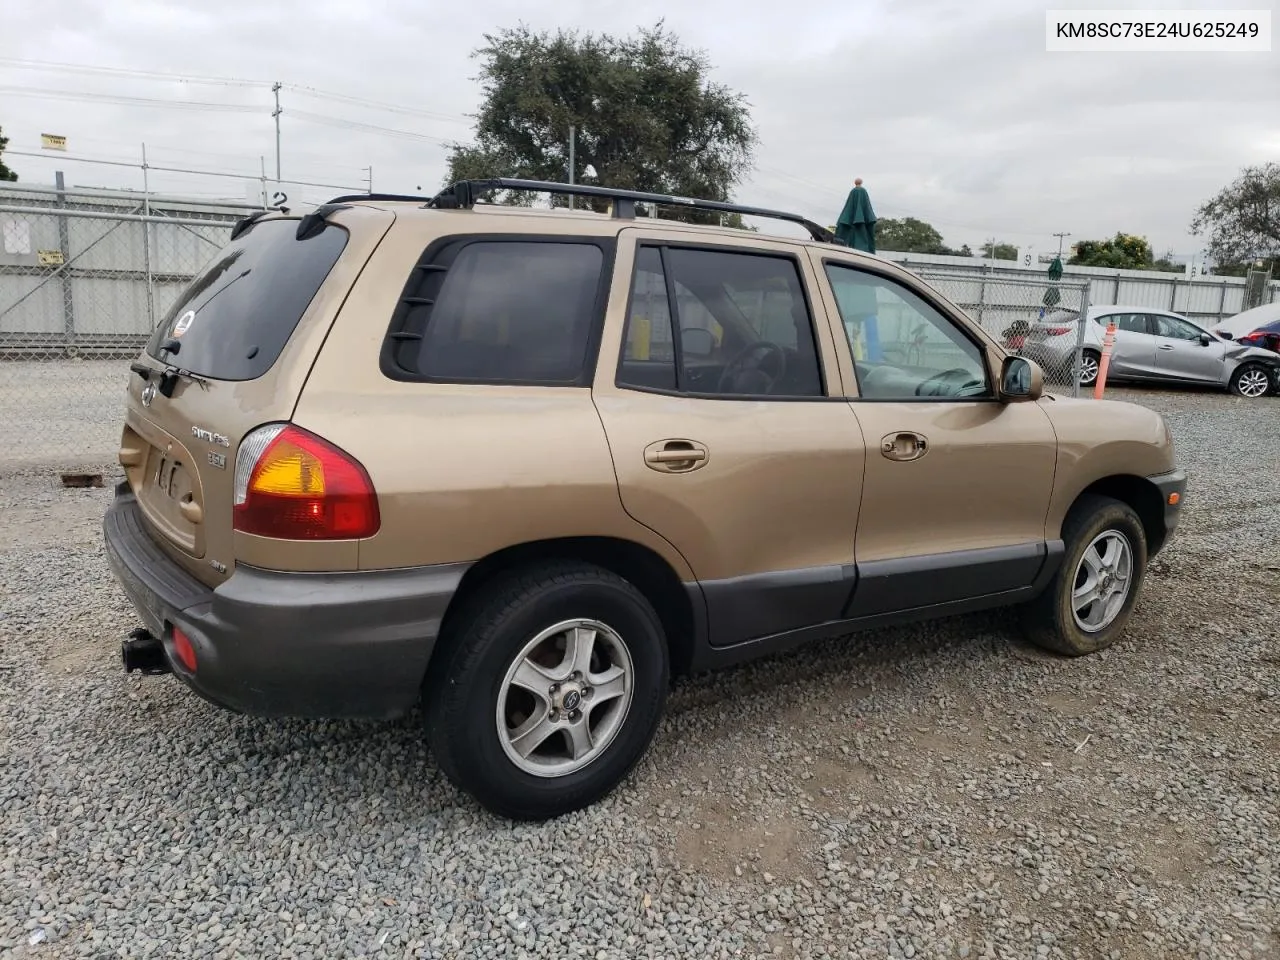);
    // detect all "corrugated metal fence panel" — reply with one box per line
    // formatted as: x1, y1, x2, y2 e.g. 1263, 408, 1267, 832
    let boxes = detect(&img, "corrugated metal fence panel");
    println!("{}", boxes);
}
0, 277, 63, 333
